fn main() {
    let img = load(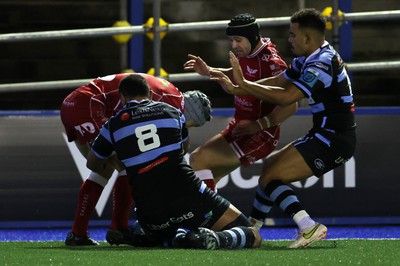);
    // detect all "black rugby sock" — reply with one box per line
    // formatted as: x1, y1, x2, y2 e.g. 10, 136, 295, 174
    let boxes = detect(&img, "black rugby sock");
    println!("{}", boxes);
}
216, 226, 255, 249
